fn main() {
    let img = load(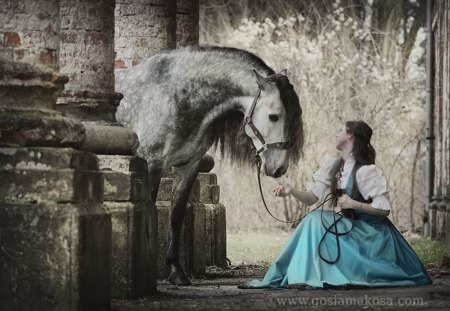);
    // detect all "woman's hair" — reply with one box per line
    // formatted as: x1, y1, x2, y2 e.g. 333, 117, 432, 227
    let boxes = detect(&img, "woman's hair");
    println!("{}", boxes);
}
346, 121, 376, 165
330, 121, 376, 201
